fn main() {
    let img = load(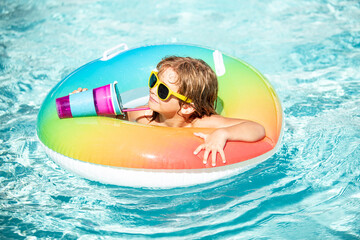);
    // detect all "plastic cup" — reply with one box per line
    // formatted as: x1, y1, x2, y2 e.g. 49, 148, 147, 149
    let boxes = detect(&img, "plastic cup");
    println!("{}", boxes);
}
56, 82, 123, 119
